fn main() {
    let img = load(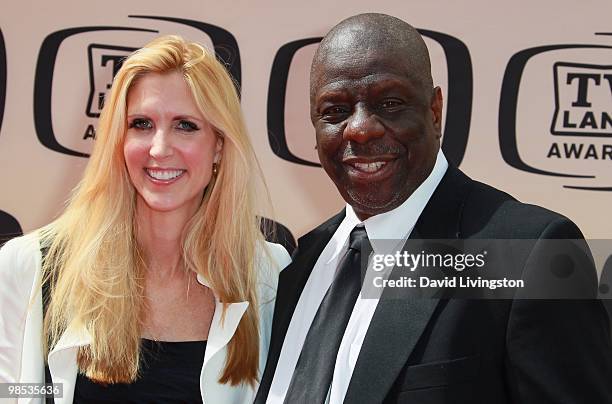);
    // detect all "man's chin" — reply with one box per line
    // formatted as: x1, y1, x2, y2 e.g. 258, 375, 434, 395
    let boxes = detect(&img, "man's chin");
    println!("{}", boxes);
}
344, 189, 404, 220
